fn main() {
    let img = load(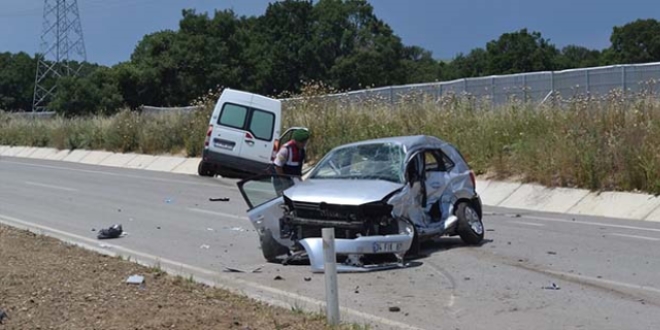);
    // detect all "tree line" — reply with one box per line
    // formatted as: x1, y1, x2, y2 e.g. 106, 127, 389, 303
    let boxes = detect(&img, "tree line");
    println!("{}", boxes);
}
1, 0, 659, 116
